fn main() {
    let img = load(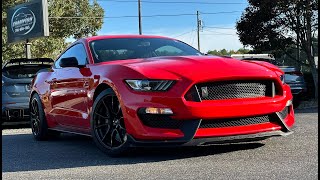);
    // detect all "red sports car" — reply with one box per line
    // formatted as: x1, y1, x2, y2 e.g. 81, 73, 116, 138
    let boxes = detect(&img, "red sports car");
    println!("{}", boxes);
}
30, 35, 294, 156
